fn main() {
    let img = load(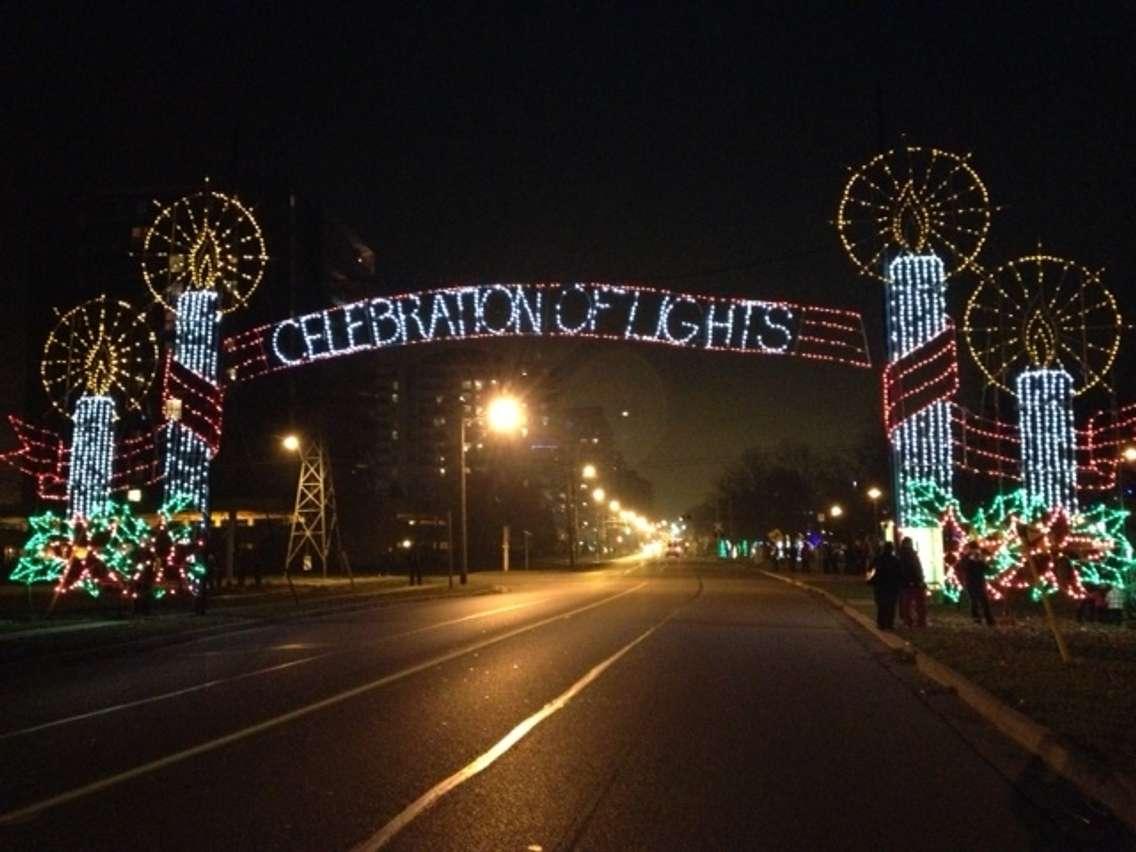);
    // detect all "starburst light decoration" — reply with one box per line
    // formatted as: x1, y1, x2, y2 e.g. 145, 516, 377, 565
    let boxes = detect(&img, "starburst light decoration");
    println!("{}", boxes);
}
140, 189, 267, 315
